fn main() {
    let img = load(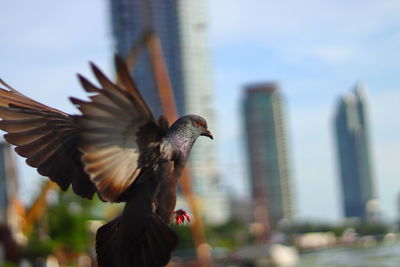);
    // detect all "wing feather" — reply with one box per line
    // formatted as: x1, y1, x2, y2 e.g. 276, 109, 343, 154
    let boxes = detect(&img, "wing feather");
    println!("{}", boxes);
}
0, 118, 46, 132
0, 85, 96, 198
0, 80, 69, 115
0, 55, 165, 202
14, 135, 54, 157
114, 55, 153, 117
73, 55, 162, 202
